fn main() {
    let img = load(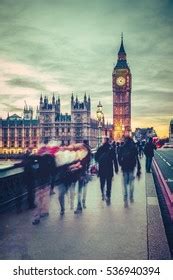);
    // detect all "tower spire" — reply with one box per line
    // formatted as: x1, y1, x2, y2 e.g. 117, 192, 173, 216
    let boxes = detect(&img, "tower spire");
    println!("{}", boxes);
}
114, 33, 128, 69
118, 32, 126, 56
52, 92, 55, 105
40, 93, 43, 104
